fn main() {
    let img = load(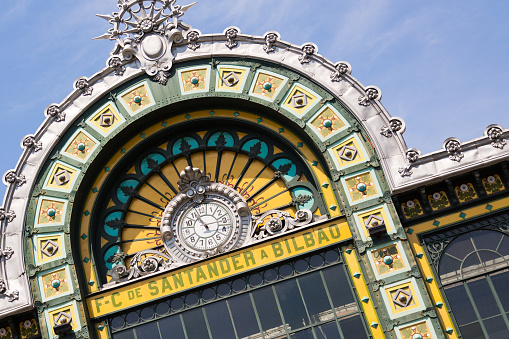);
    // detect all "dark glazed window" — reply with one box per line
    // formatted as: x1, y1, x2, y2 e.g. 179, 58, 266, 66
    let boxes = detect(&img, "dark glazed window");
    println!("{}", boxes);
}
106, 246, 369, 339
436, 229, 509, 338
